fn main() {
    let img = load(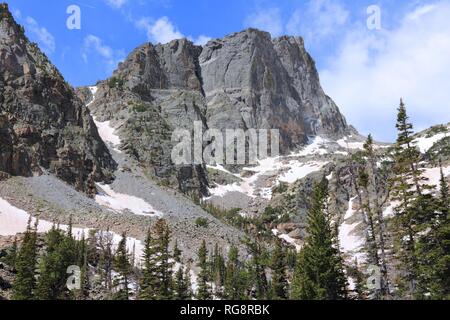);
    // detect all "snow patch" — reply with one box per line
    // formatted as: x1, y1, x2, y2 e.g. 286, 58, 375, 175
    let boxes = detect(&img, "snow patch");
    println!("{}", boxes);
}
278, 162, 326, 184
0, 197, 144, 260
414, 132, 448, 153
95, 183, 164, 217
92, 117, 122, 153
338, 197, 366, 262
